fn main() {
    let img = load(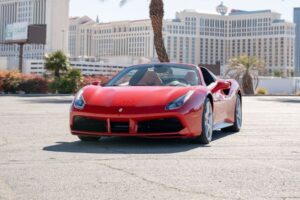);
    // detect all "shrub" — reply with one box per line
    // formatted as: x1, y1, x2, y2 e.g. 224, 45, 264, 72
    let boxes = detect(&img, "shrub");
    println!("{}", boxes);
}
0, 69, 110, 94
273, 70, 283, 77
0, 71, 22, 93
79, 75, 109, 88
0, 71, 6, 92
49, 69, 83, 94
49, 78, 77, 94
0, 71, 50, 94
48, 78, 59, 93
256, 87, 268, 95
19, 75, 49, 94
